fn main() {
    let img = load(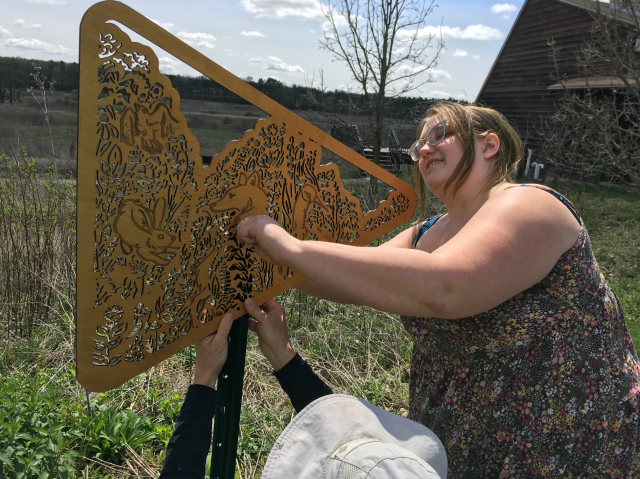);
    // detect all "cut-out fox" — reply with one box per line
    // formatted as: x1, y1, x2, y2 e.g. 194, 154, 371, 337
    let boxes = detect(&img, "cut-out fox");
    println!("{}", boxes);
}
208, 171, 333, 241
208, 171, 269, 222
